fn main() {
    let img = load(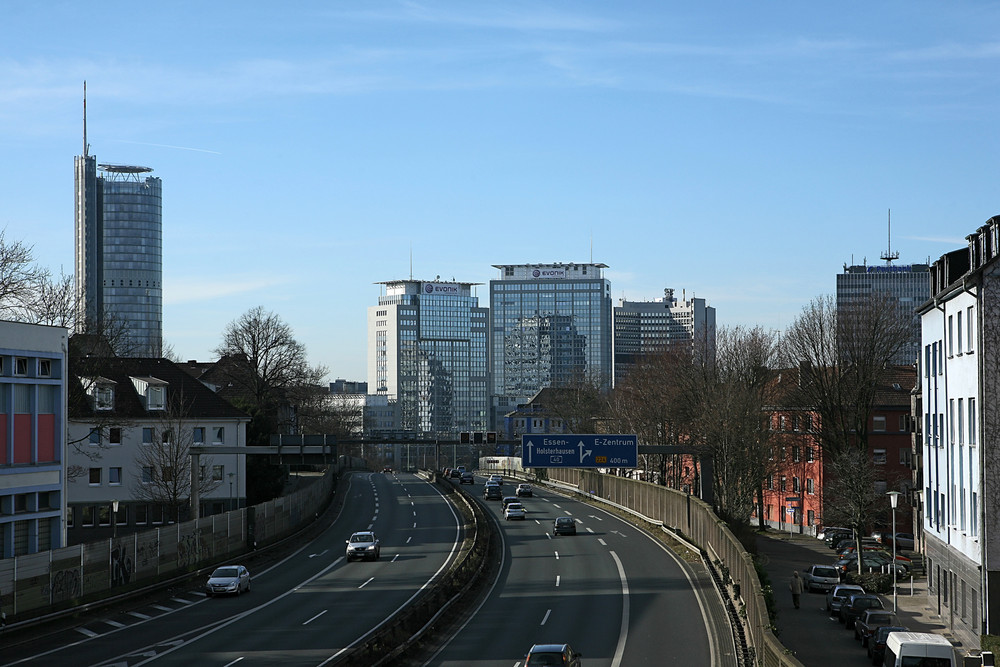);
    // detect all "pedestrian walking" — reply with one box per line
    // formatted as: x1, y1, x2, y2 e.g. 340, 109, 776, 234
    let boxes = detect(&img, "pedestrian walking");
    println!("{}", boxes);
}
789, 570, 803, 609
